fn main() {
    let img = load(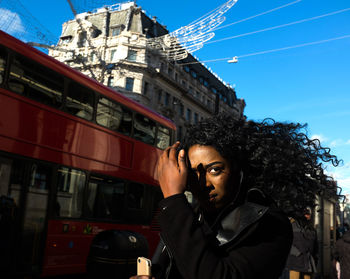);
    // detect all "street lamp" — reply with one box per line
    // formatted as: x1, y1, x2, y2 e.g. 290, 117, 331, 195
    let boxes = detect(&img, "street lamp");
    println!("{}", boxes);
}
228, 56, 238, 63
